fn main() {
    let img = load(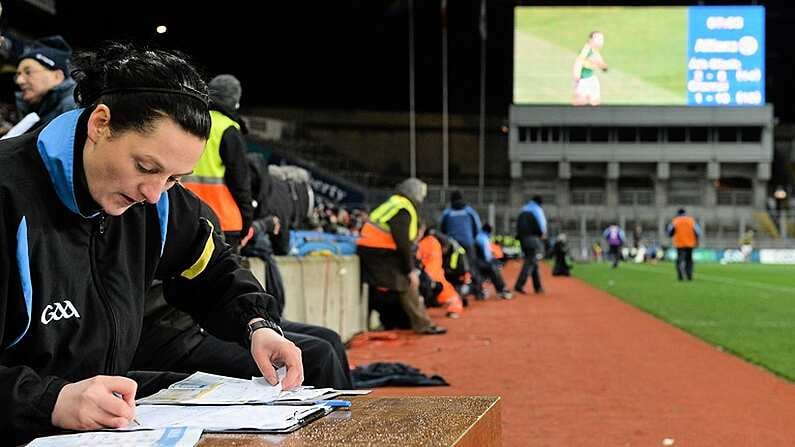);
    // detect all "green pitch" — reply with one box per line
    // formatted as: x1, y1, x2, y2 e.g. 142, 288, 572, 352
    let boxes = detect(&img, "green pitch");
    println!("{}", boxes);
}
514, 6, 687, 105
574, 262, 795, 380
